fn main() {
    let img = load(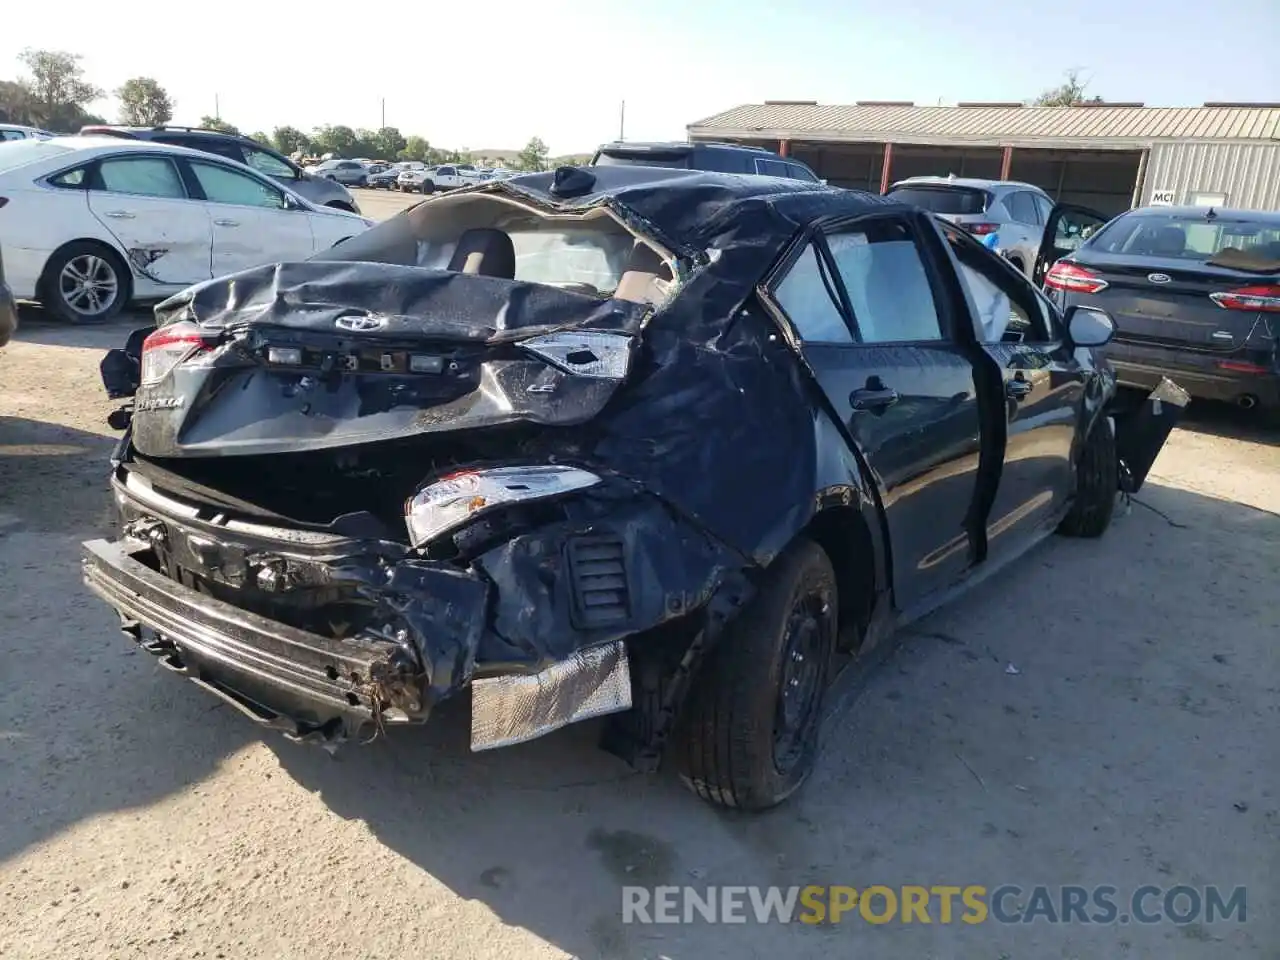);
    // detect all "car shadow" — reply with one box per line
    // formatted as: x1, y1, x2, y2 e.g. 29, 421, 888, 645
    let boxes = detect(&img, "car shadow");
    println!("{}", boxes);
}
265, 481, 1278, 959
11, 303, 151, 350
0, 415, 256, 867
1176, 397, 1279, 447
